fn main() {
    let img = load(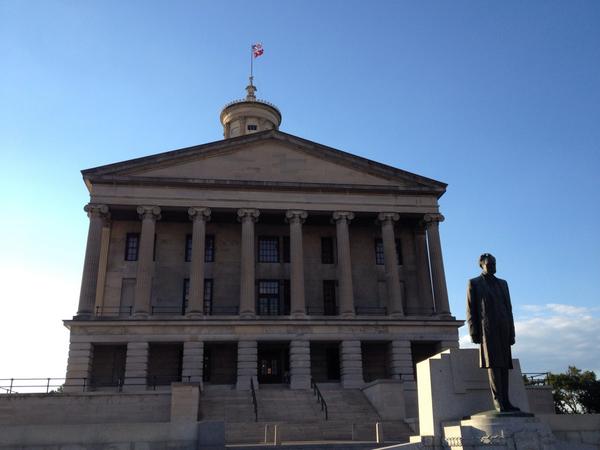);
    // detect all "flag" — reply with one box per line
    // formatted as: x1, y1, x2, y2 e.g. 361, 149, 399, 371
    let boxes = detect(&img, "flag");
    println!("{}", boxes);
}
252, 43, 264, 58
